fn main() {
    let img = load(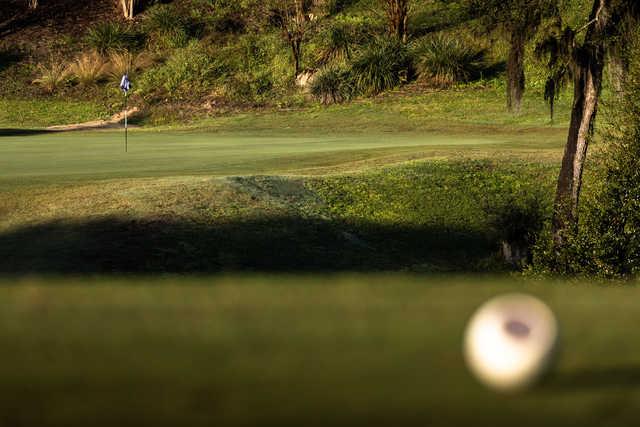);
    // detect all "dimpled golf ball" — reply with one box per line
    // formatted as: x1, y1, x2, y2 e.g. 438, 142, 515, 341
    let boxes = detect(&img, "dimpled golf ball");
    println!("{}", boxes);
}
463, 294, 558, 392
